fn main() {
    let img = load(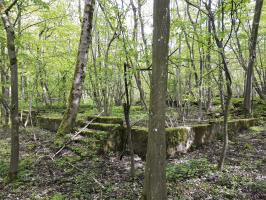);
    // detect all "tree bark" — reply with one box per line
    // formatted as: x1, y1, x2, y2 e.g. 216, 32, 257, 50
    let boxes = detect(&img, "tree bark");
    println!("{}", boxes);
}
123, 63, 135, 178
56, 0, 95, 138
142, 0, 170, 199
1, 0, 20, 180
0, 43, 10, 126
243, 0, 264, 115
